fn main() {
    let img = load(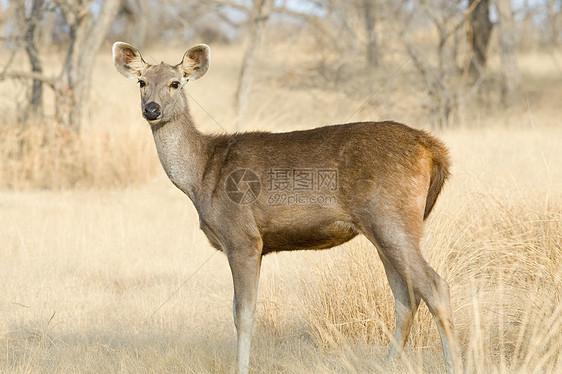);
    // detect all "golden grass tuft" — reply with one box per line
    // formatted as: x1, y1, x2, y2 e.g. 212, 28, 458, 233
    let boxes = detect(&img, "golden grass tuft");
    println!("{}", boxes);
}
0, 123, 159, 189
